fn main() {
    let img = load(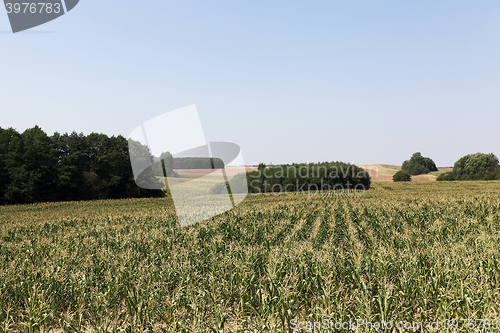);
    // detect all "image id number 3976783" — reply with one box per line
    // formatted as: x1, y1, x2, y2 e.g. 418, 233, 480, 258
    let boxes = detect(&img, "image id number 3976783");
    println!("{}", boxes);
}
5, 2, 61, 14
